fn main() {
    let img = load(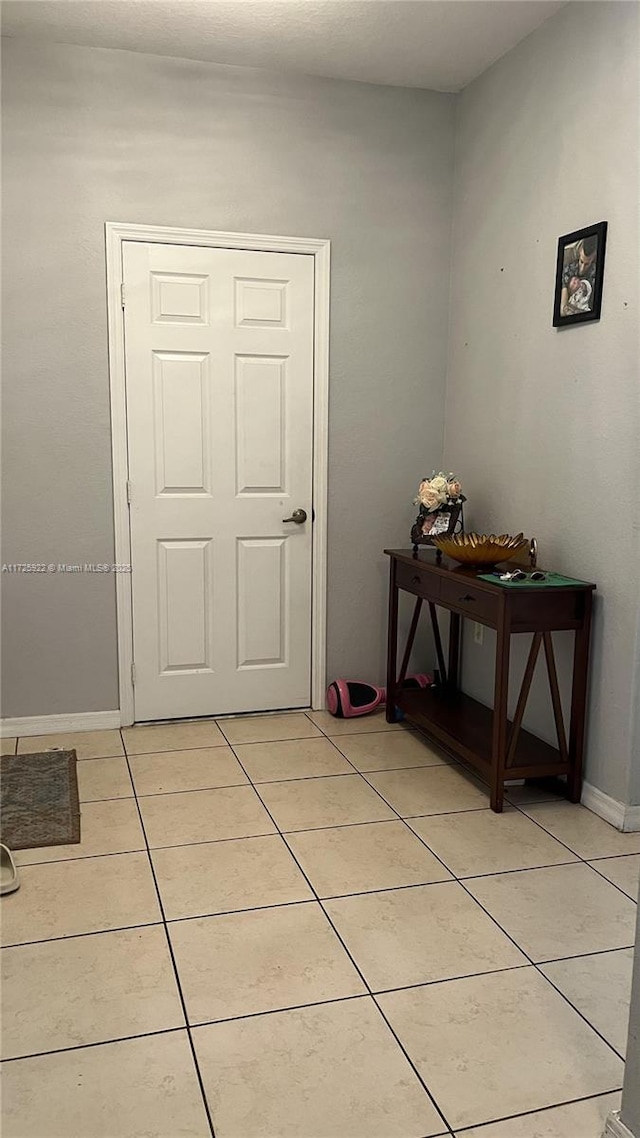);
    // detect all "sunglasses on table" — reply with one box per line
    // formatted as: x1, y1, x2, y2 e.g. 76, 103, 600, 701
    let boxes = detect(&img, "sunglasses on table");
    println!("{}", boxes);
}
498, 569, 547, 582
